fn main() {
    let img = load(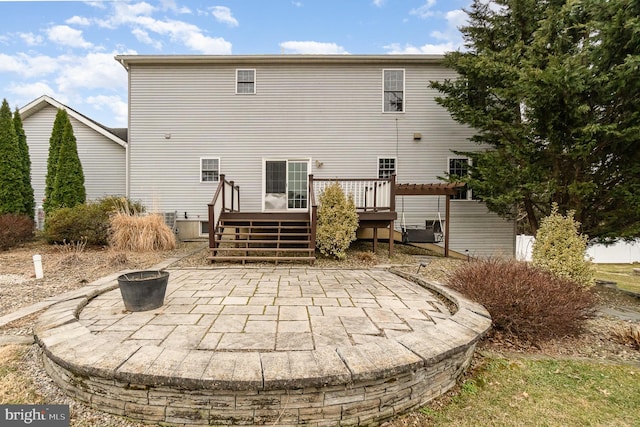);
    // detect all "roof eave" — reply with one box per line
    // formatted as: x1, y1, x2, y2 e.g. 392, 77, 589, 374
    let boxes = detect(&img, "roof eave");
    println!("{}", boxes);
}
114, 54, 446, 68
